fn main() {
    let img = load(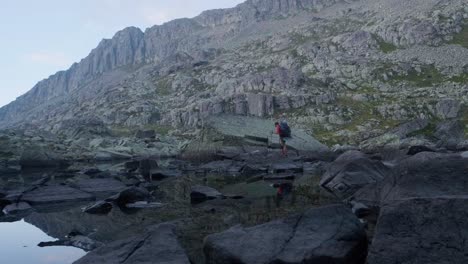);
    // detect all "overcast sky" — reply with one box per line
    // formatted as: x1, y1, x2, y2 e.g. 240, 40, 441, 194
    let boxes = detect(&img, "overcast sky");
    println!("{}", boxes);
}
0, 0, 244, 107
